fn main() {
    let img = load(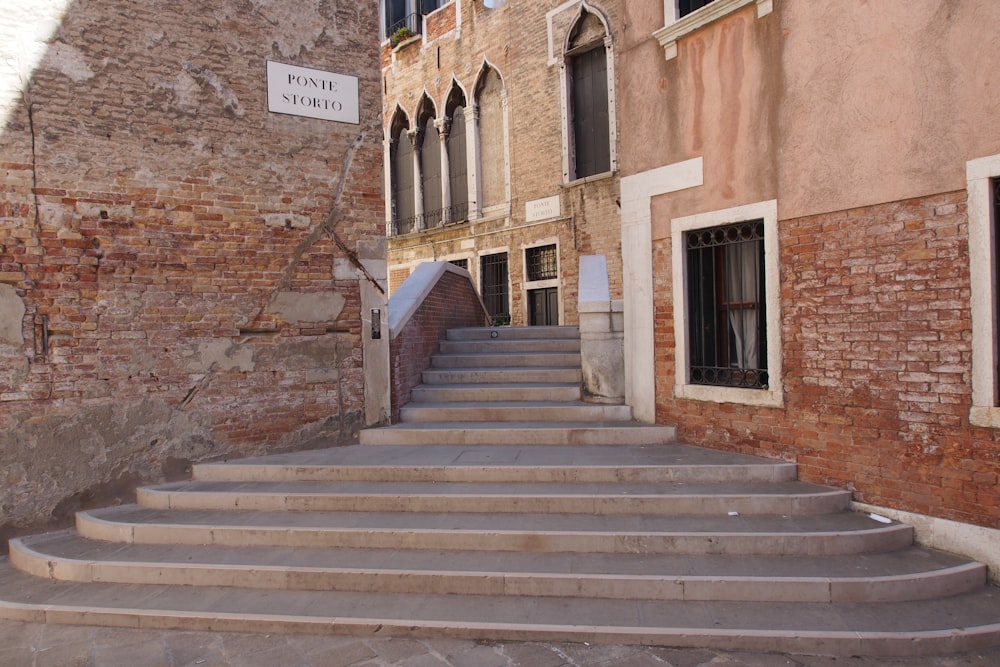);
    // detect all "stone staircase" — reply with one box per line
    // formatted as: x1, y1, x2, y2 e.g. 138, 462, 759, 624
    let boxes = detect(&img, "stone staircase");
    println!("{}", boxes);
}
2, 325, 1000, 657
